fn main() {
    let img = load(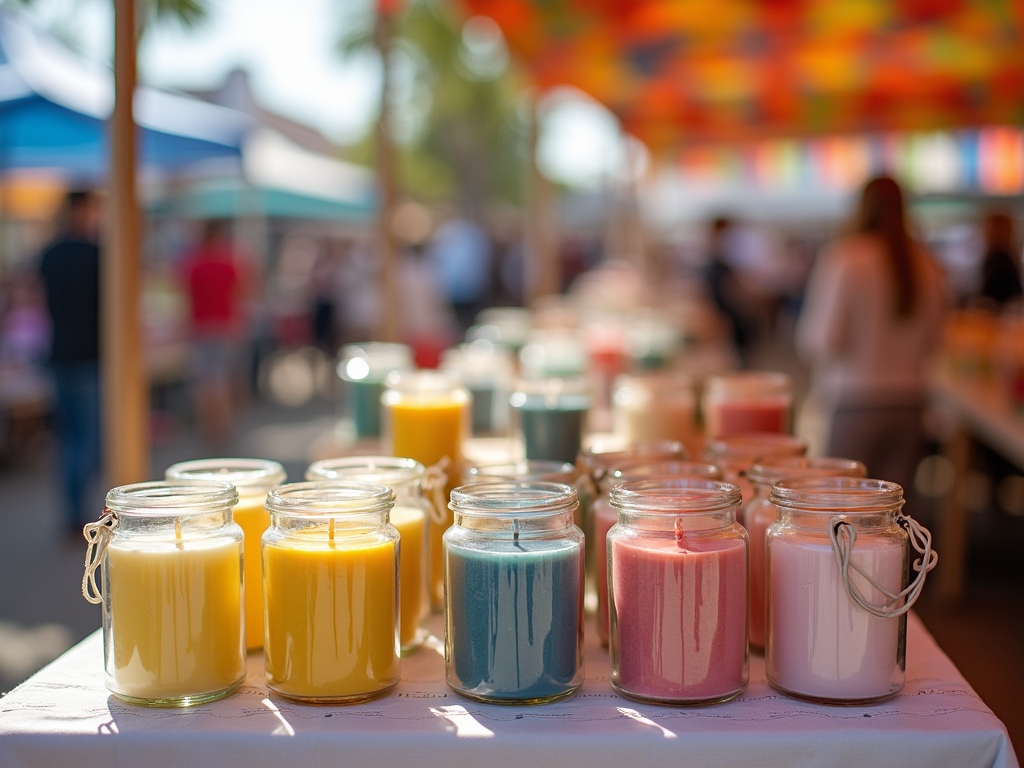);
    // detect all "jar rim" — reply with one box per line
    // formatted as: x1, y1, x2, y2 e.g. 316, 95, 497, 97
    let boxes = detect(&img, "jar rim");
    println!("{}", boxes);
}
705, 369, 791, 396
748, 457, 867, 487
383, 368, 464, 393
702, 432, 808, 461
105, 480, 238, 515
769, 476, 904, 513
267, 481, 395, 516
164, 458, 286, 491
511, 376, 590, 396
581, 439, 686, 468
609, 461, 722, 486
449, 481, 579, 518
610, 478, 742, 513
305, 456, 424, 485
465, 461, 578, 482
